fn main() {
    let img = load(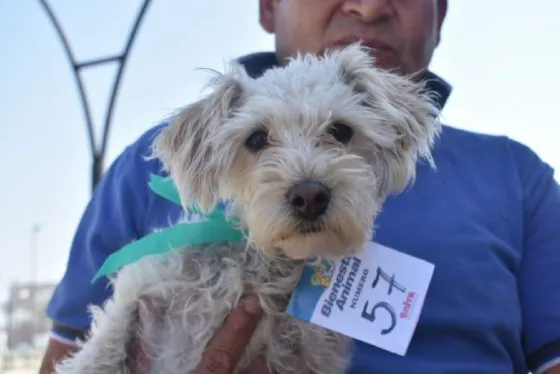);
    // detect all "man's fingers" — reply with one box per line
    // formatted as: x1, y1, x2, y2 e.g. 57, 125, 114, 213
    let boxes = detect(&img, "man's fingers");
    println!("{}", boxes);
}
193, 295, 263, 374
